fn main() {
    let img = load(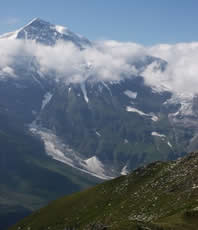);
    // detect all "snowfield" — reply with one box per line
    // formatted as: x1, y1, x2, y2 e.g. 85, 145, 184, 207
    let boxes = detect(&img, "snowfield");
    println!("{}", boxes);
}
29, 123, 114, 180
